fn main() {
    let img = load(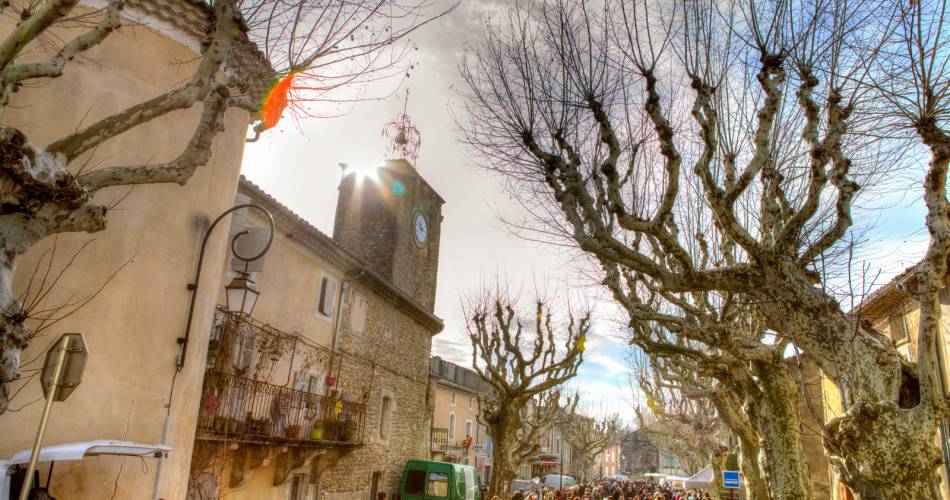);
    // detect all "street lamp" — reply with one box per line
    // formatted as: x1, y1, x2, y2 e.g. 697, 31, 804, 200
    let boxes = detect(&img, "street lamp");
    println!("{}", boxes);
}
177, 203, 275, 370
225, 272, 260, 316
